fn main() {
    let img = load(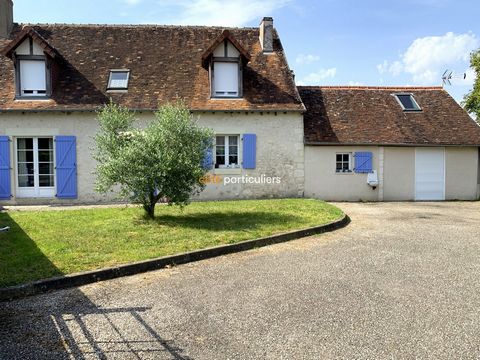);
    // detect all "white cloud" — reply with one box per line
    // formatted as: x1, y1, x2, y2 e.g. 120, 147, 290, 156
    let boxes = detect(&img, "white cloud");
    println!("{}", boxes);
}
295, 54, 320, 65
124, 0, 142, 5
158, 0, 292, 26
377, 32, 479, 85
348, 81, 363, 86
297, 68, 337, 85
